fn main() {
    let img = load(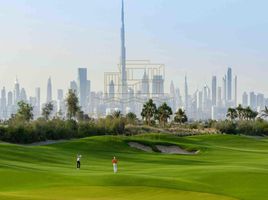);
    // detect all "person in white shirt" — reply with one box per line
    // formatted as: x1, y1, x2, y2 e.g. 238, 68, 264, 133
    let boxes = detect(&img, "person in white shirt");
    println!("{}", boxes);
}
77, 154, 82, 169
112, 156, 118, 173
